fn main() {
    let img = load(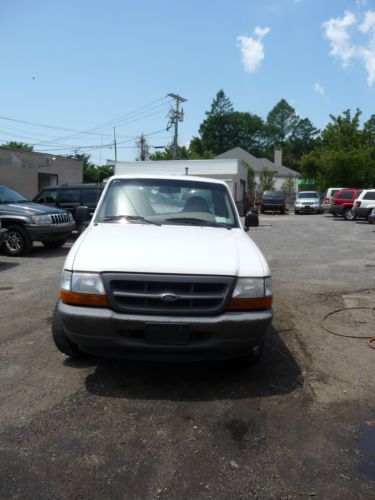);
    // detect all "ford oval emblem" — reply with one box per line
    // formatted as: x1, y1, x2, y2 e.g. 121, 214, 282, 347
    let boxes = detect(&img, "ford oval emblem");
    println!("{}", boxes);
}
161, 293, 178, 302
